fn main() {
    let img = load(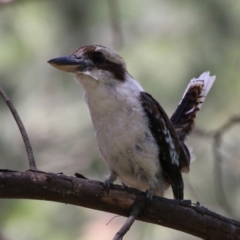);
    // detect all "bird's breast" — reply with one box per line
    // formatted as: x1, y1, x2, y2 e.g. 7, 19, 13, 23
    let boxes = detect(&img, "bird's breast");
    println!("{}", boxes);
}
85, 92, 165, 193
